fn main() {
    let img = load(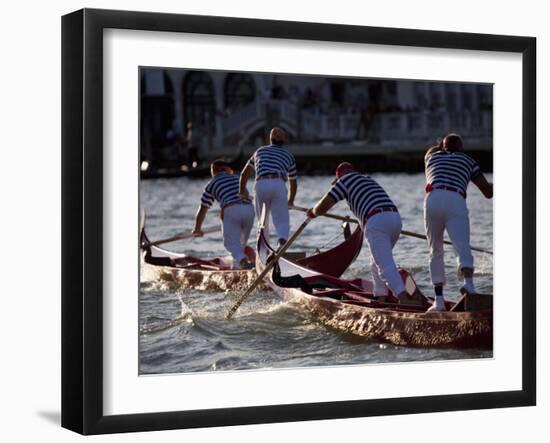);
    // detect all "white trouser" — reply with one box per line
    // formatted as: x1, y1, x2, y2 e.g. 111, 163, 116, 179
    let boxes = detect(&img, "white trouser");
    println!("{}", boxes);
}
364, 211, 406, 296
254, 178, 290, 241
424, 189, 473, 285
222, 203, 255, 268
